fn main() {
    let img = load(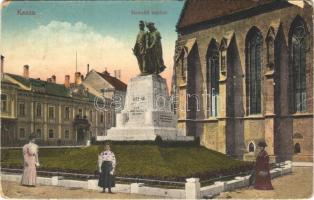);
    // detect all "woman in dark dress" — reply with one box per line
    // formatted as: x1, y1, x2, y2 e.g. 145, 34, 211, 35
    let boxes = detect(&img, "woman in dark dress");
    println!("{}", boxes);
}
98, 144, 116, 193
254, 141, 273, 190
